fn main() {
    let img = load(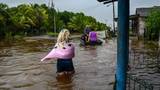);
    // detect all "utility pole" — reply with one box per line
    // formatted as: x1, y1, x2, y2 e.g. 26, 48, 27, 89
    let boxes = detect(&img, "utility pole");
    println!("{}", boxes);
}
51, 0, 56, 35
49, 0, 56, 35
97, 0, 129, 90
112, 0, 116, 35
54, 14, 56, 35
98, 0, 116, 35
116, 0, 129, 89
